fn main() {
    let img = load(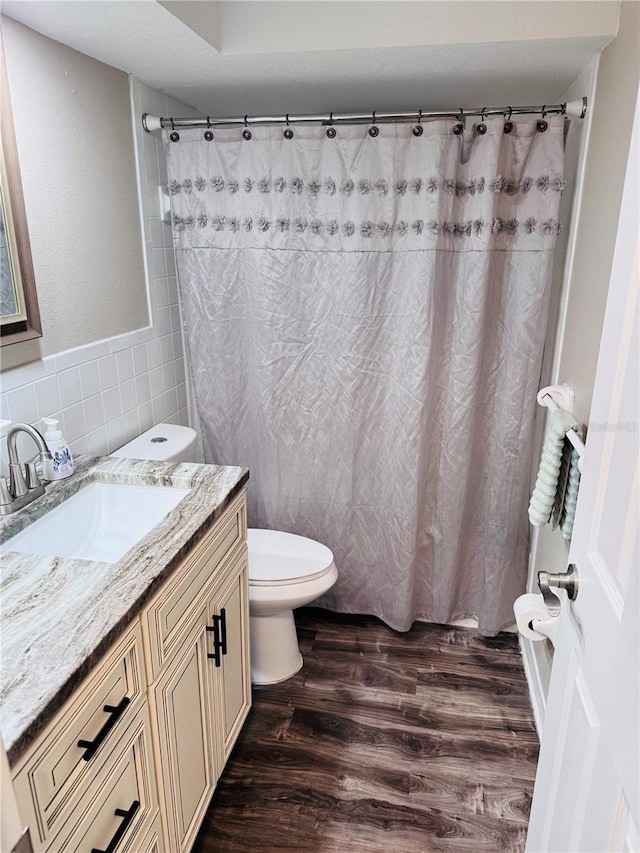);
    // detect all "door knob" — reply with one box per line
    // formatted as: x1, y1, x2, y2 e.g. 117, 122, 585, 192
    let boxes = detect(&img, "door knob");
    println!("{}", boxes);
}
537, 563, 579, 616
